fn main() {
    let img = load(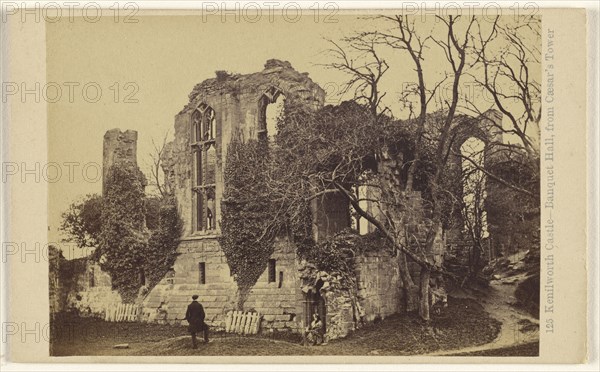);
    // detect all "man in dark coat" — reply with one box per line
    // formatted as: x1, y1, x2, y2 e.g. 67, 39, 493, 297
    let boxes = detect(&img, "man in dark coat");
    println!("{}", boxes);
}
185, 294, 208, 348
